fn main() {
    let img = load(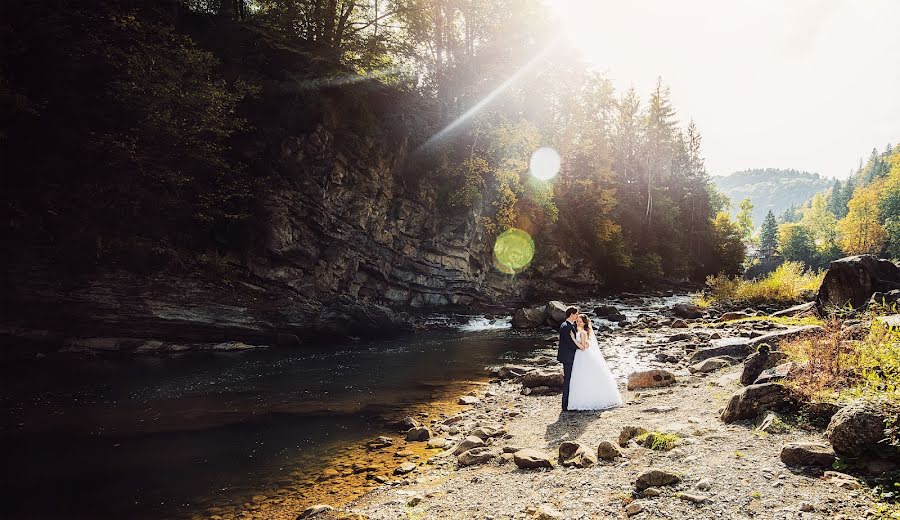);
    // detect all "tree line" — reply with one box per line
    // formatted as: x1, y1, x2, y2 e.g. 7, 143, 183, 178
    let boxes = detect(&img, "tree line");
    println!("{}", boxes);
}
2, 0, 747, 287
737, 144, 899, 272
